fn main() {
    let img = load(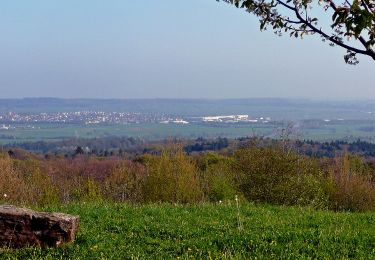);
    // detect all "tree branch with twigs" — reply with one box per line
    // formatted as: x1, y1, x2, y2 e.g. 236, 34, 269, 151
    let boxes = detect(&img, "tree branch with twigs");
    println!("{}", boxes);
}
217, 0, 375, 64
